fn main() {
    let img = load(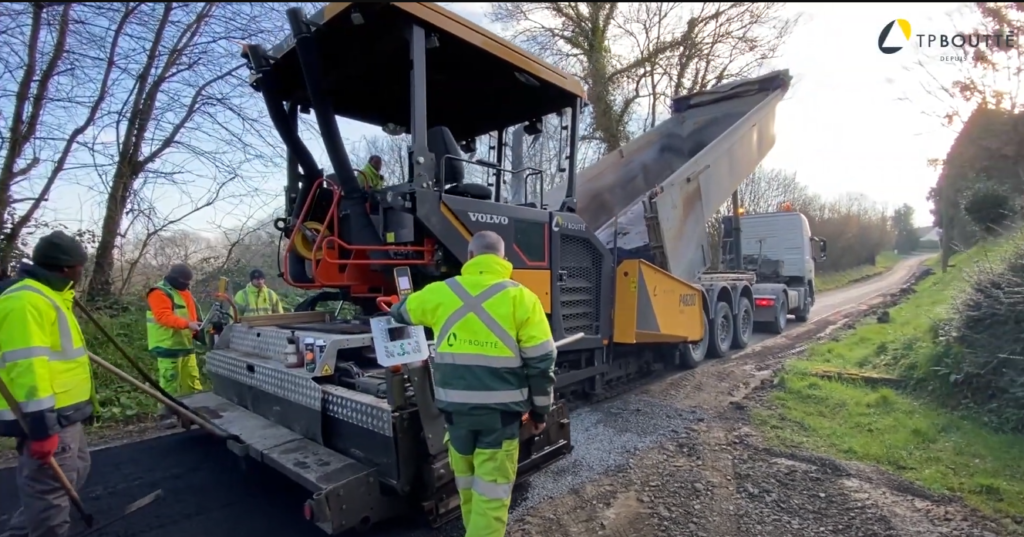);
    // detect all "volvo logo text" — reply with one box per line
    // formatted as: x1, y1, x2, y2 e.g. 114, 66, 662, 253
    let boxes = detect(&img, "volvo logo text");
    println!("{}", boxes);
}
468, 213, 509, 225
